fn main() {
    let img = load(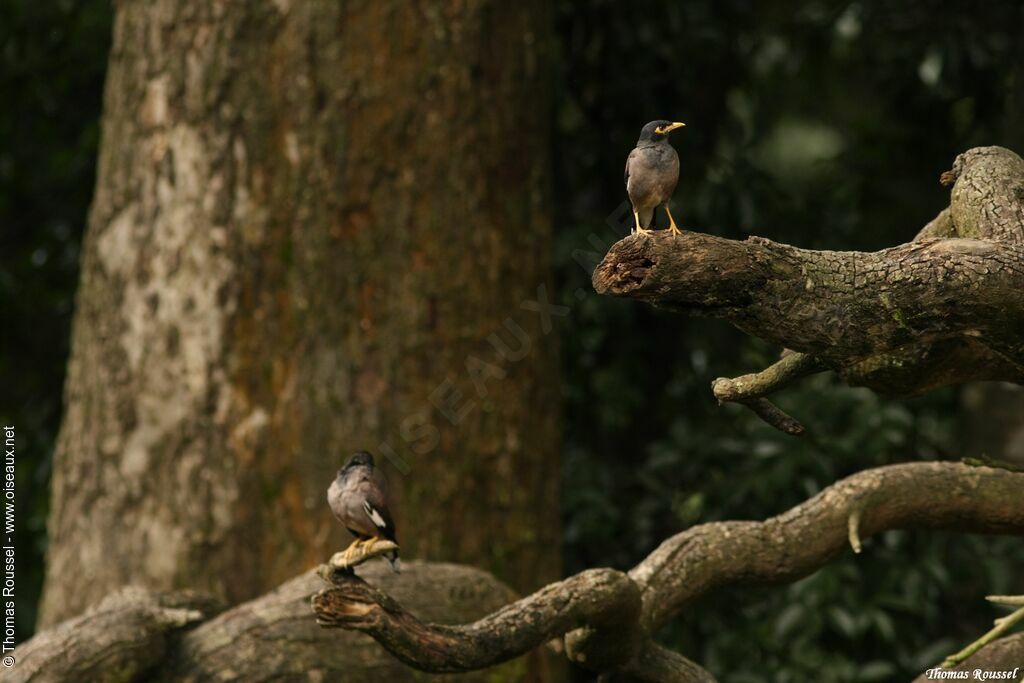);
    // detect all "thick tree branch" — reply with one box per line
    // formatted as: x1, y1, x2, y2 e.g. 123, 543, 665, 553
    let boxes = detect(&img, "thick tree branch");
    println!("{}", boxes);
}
631, 461, 1024, 632
7, 588, 220, 683
164, 563, 530, 683
593, 232, 1024, 389
592, 146, 1024, 428
13, 564, 530, 683
308, 462, 1023, 679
